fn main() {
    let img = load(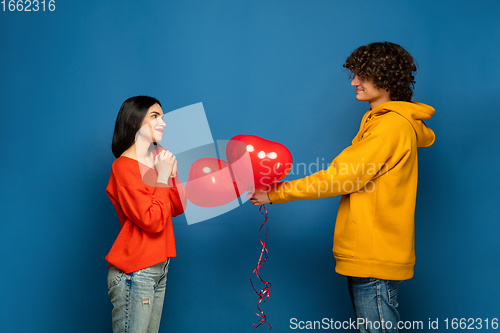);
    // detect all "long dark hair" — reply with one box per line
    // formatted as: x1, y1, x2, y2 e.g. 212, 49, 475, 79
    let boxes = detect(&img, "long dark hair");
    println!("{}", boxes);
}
111, 96, 161, 158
